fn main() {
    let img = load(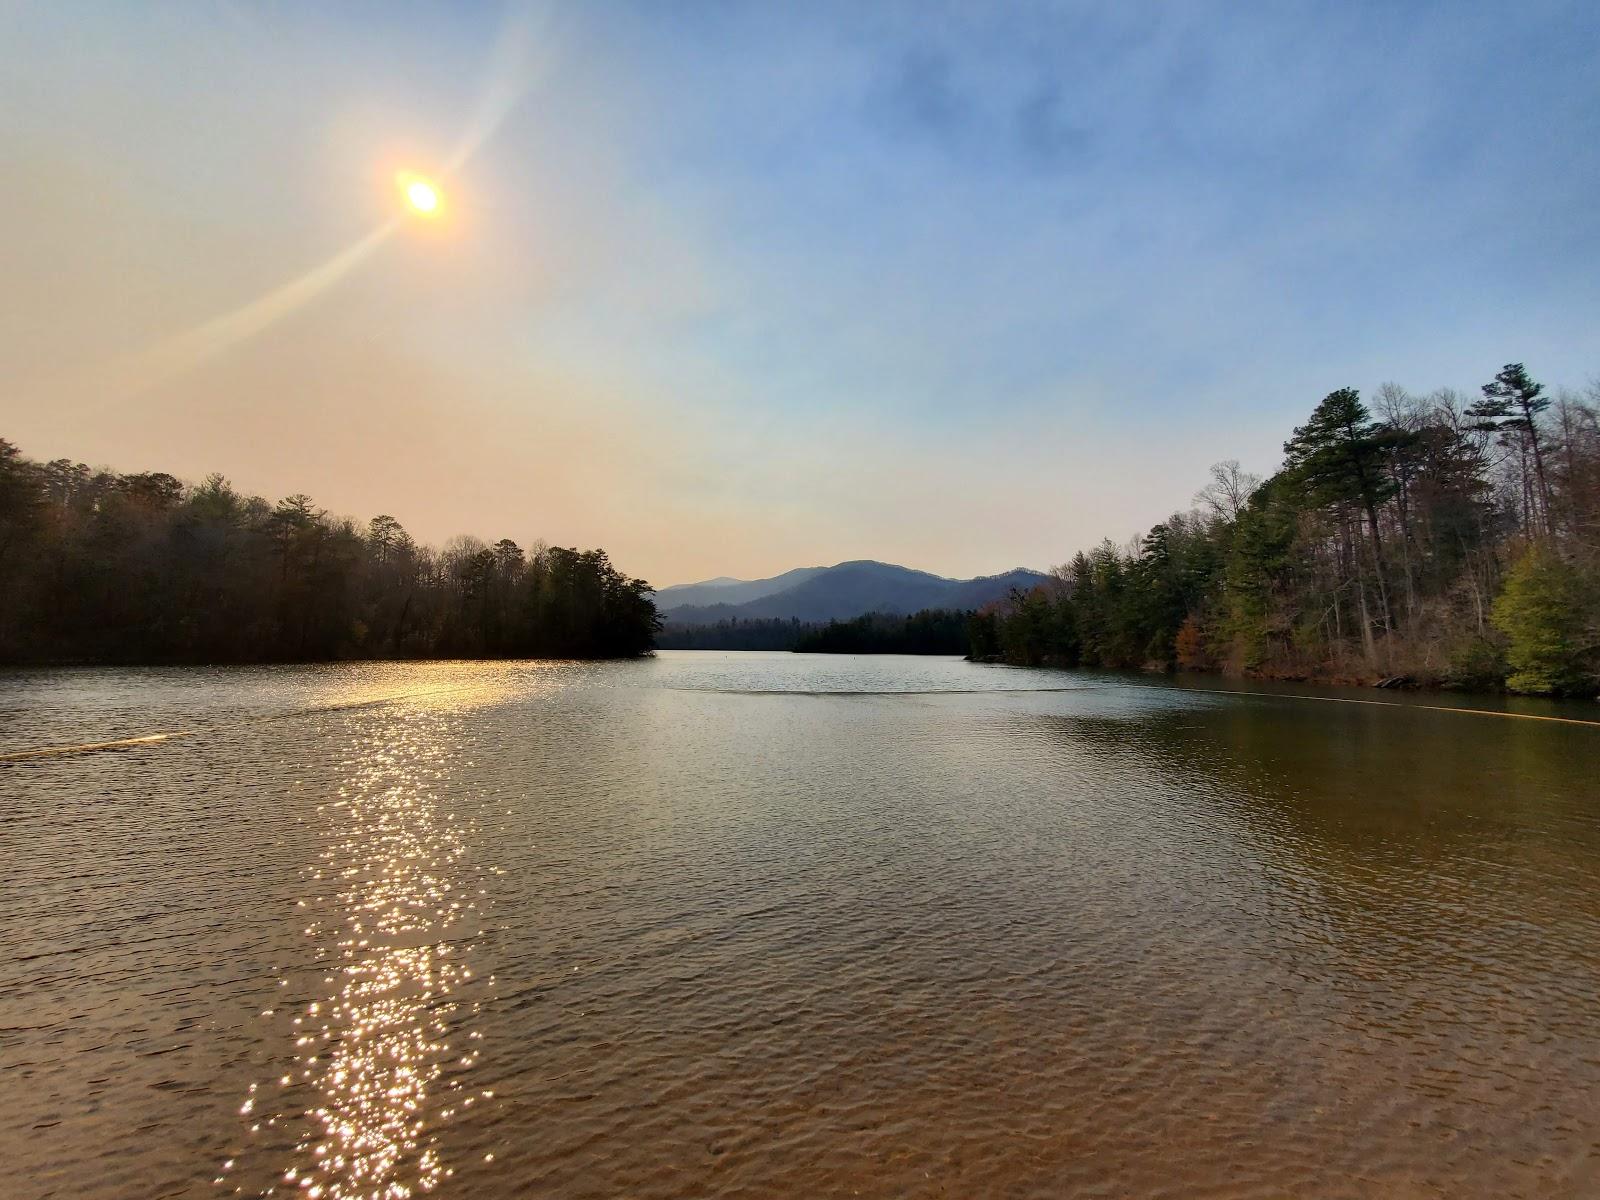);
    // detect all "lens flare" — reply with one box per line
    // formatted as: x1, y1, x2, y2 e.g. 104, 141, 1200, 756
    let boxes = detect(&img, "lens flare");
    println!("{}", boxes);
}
38, 0, 542, 410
